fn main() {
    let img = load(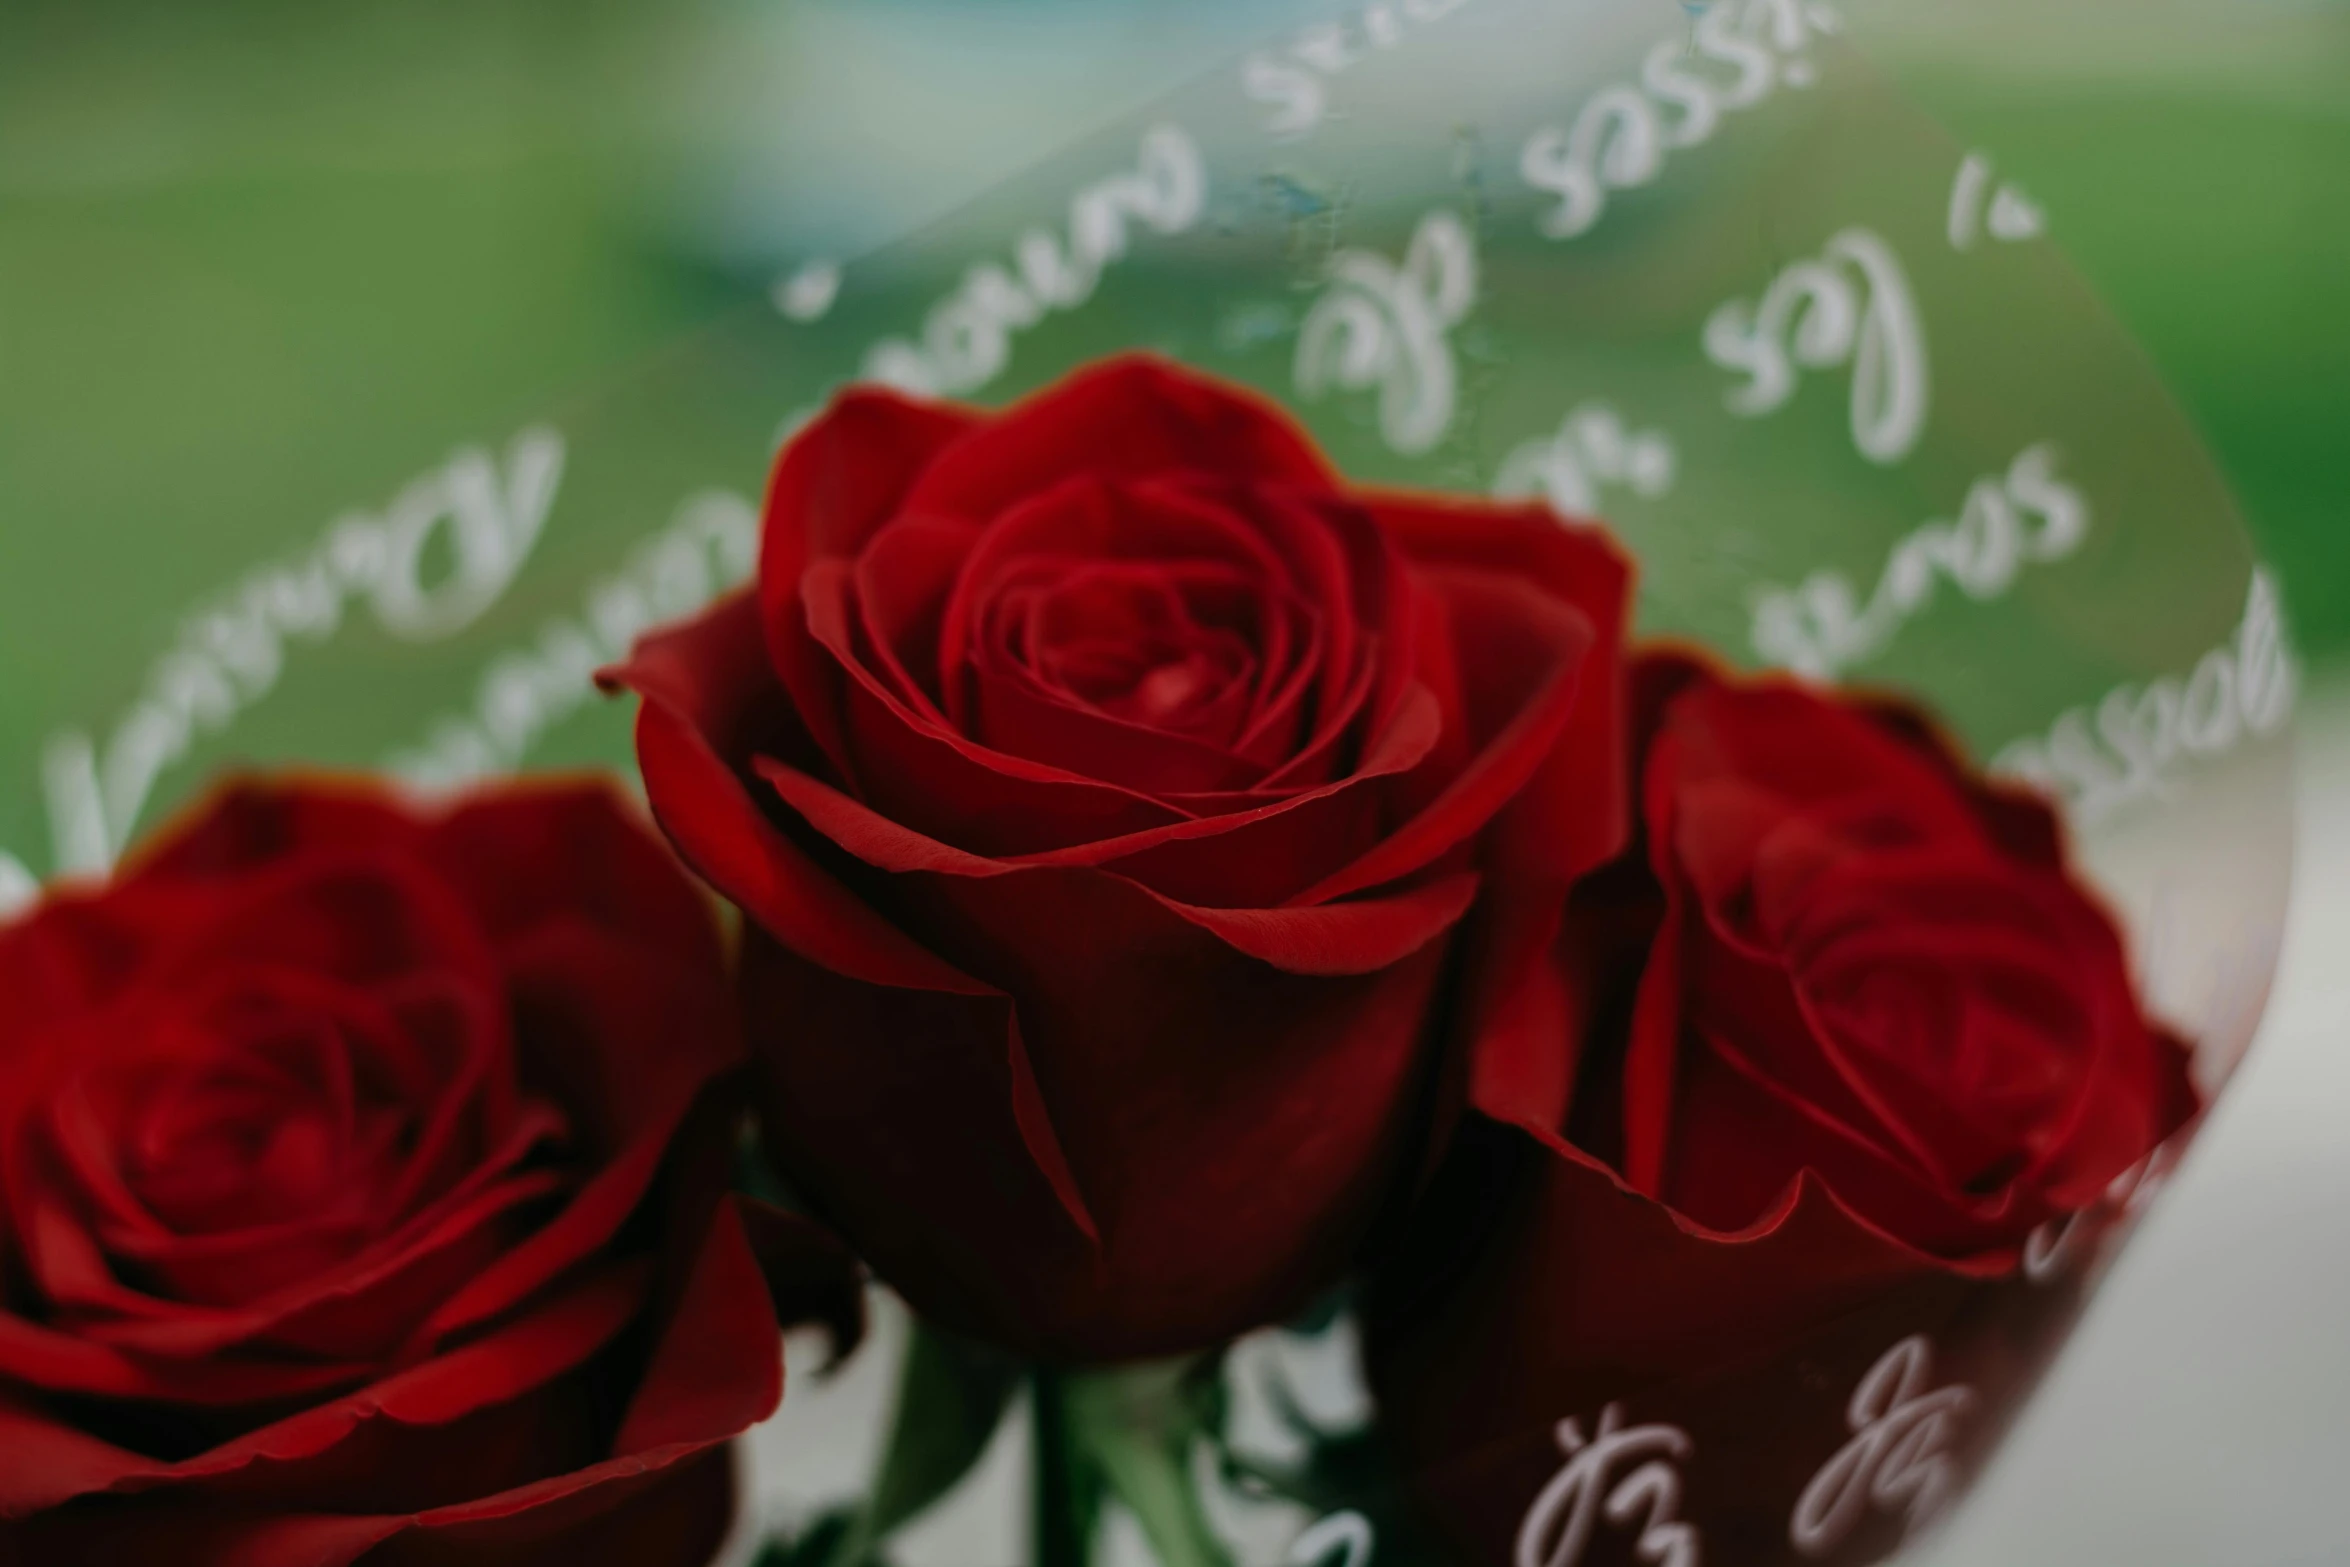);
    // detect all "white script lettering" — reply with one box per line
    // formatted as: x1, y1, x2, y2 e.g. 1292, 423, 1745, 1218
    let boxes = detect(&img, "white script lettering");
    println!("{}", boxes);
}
1296, 208, 1478, 456
1947, 152, 2046, 251
1519, 0, 1842, 242
1288, 1511, 1376, 1566
38, 427, 564, 874
1791, 1336, 1972, 1557
389, 490, 758, 792
1750, 443, 2086, 678
861, 126, 1205, 399
1243, 0, 1474, 138
1517, 1404, 1700, 1567
773, 259, 843, 323
1495, 403, 1678, 521
1992, 568, 2295, 826
1703, 227, 1928, 465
